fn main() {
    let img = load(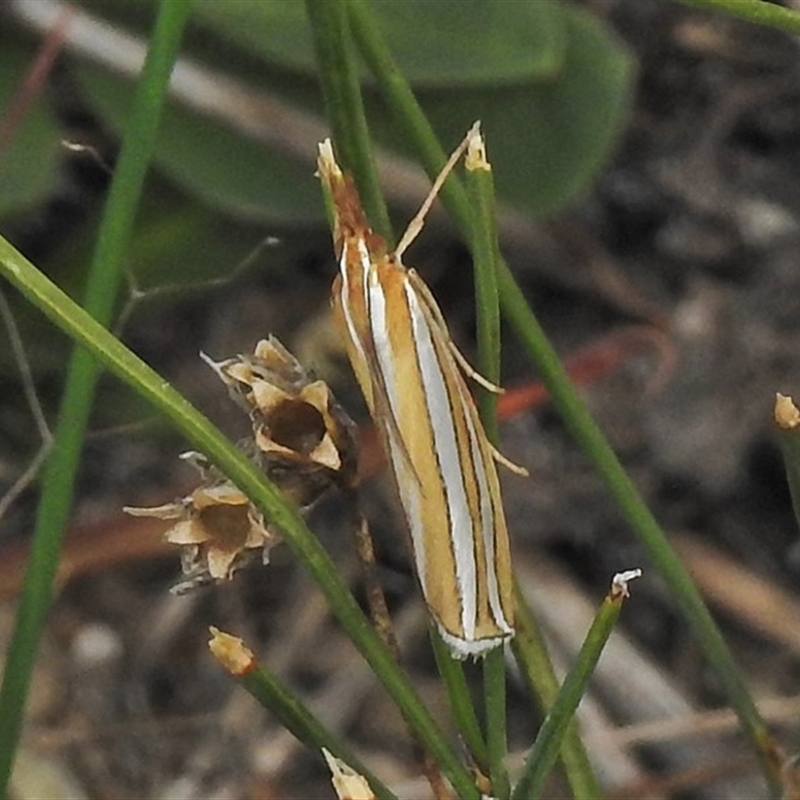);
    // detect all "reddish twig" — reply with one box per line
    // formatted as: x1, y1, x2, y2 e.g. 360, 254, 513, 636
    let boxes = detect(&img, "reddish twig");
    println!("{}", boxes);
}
0, 3, 75, 161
